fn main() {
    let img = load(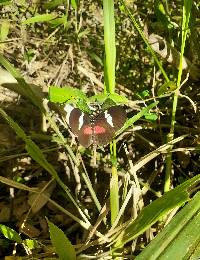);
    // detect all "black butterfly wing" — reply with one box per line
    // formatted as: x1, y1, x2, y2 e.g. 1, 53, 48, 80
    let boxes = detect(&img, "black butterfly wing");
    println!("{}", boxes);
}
77, 117, 93, 148
94, 106, 126, 146
65, 106, 93, 147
